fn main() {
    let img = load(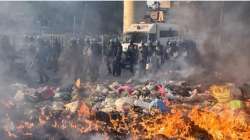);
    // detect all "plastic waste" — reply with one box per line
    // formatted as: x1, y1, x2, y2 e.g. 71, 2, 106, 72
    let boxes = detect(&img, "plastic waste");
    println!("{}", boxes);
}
14, 90, 25, 101
37, 86, 55, 100
133, 99, 150, 110
2, 116, 16, 133
228, 100, 245, 110
240, 83, 250, 99
115, 97, 134, 112
164, 87, 176, 100
101, 98, 116, 112
54, 91, 72, 101
52, 101, 64, 111
210, 85, 232, 103
155, 84, 165, 96
96, 85, 109, 94
109, 81, 120, 90
146, 83, 155, 91
149, 99, 169, 113
64, 101, 79, 113
117, 85, 134, 95
210, 83, 243, 103
75, 78, 81, 89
